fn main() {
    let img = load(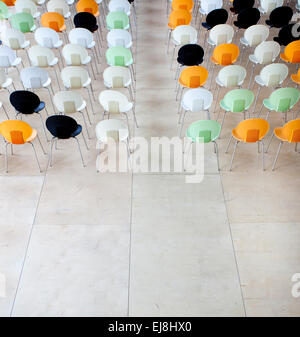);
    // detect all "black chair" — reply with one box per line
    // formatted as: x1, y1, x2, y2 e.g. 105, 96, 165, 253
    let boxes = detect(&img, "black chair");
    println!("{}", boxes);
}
201, 8, 228, 31
234, 8, 261, 29
175, 44, 204, 80
266, 6, 293, 28
46, 115, 88, 167
74, 12, 98, 33
230, 0, 255, 14
274, 24, 300, 46
10, 90, 48, 141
